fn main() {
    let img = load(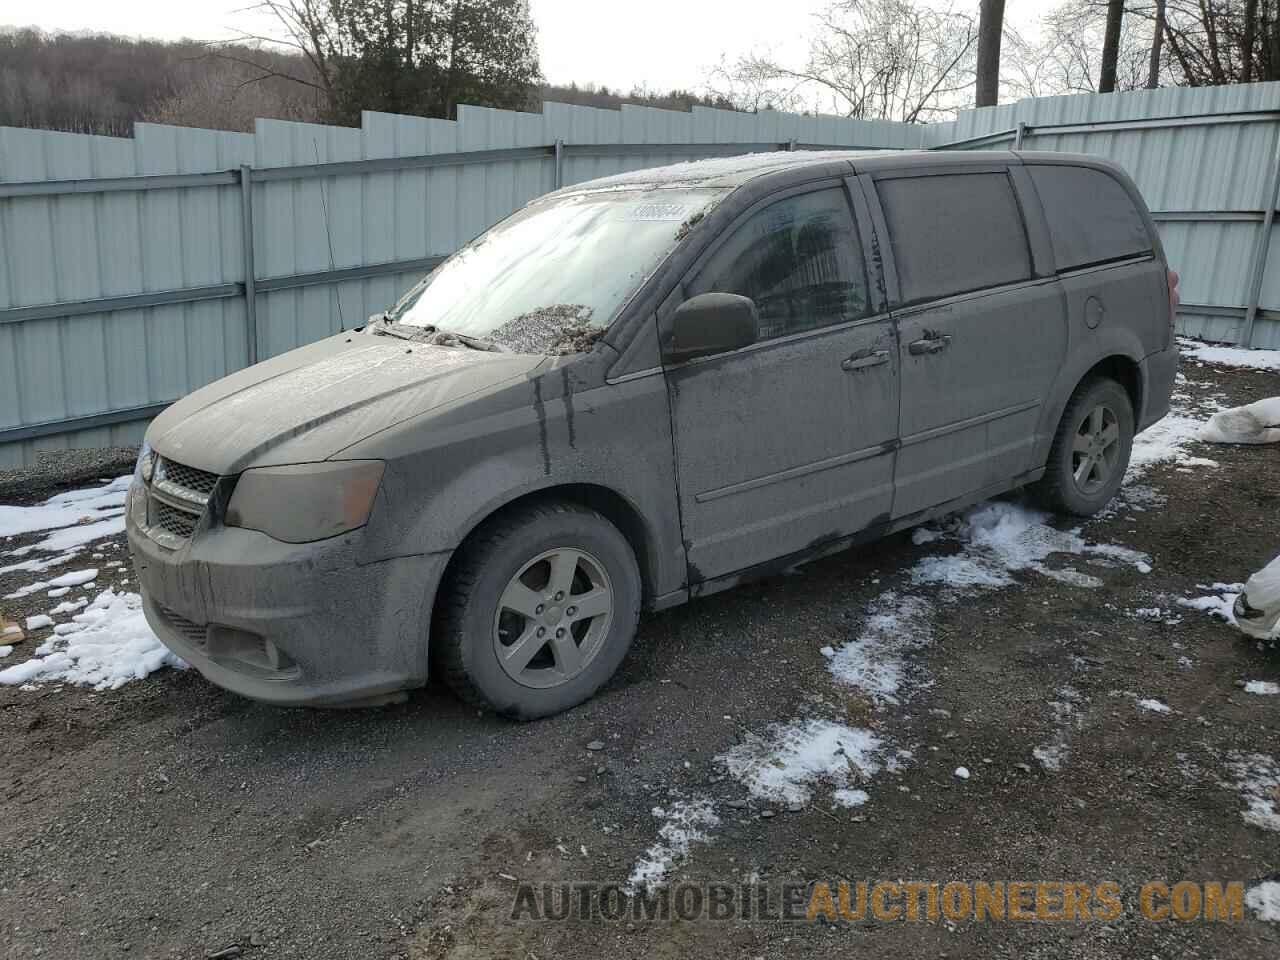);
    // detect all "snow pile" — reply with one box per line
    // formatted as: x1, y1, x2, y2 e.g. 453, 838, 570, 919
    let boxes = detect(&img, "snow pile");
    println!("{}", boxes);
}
1224, 753, 1280, 832
825, 593, 932, 706
627, 799, 720, 891
1179, 337, 1280, 372
910, 501, 1150, 591
0, 588, 183, 690
1245, 681, 1280, 695
1247, 882, 1280, 921
0, 476, 129, 542
1033, 686, 1084, 772
718, 718, 883, 807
